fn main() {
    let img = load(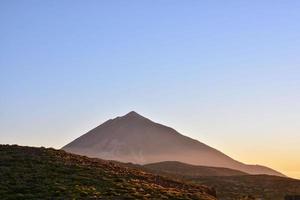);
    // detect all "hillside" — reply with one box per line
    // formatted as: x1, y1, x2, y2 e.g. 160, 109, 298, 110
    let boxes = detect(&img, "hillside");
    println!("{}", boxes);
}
193, 175, 300, 200
133, 161, 300, 200
63, 111, 284, 176
0, 145, 216, 200
143, 161, 248, 177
